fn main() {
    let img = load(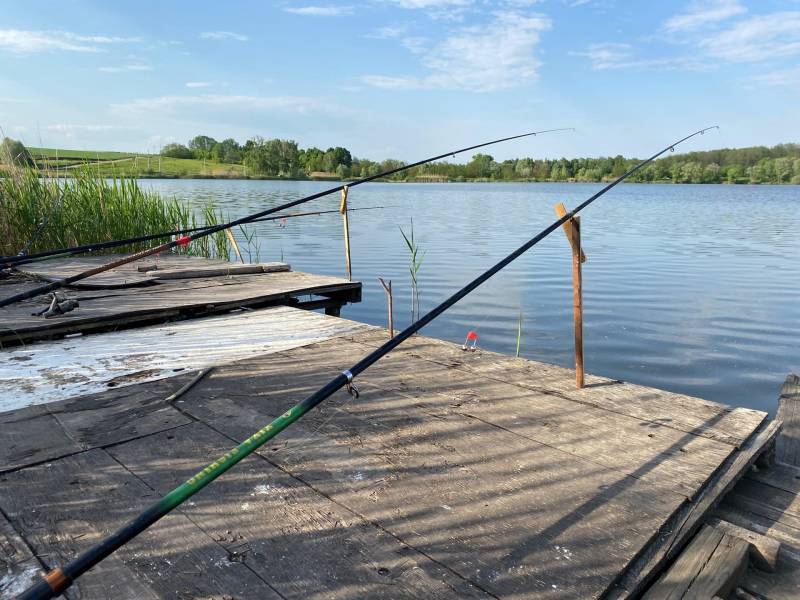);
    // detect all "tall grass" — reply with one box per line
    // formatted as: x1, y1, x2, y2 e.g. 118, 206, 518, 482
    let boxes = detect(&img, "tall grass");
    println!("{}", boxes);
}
0, 165, 231, 260
399, 219, 425, 323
